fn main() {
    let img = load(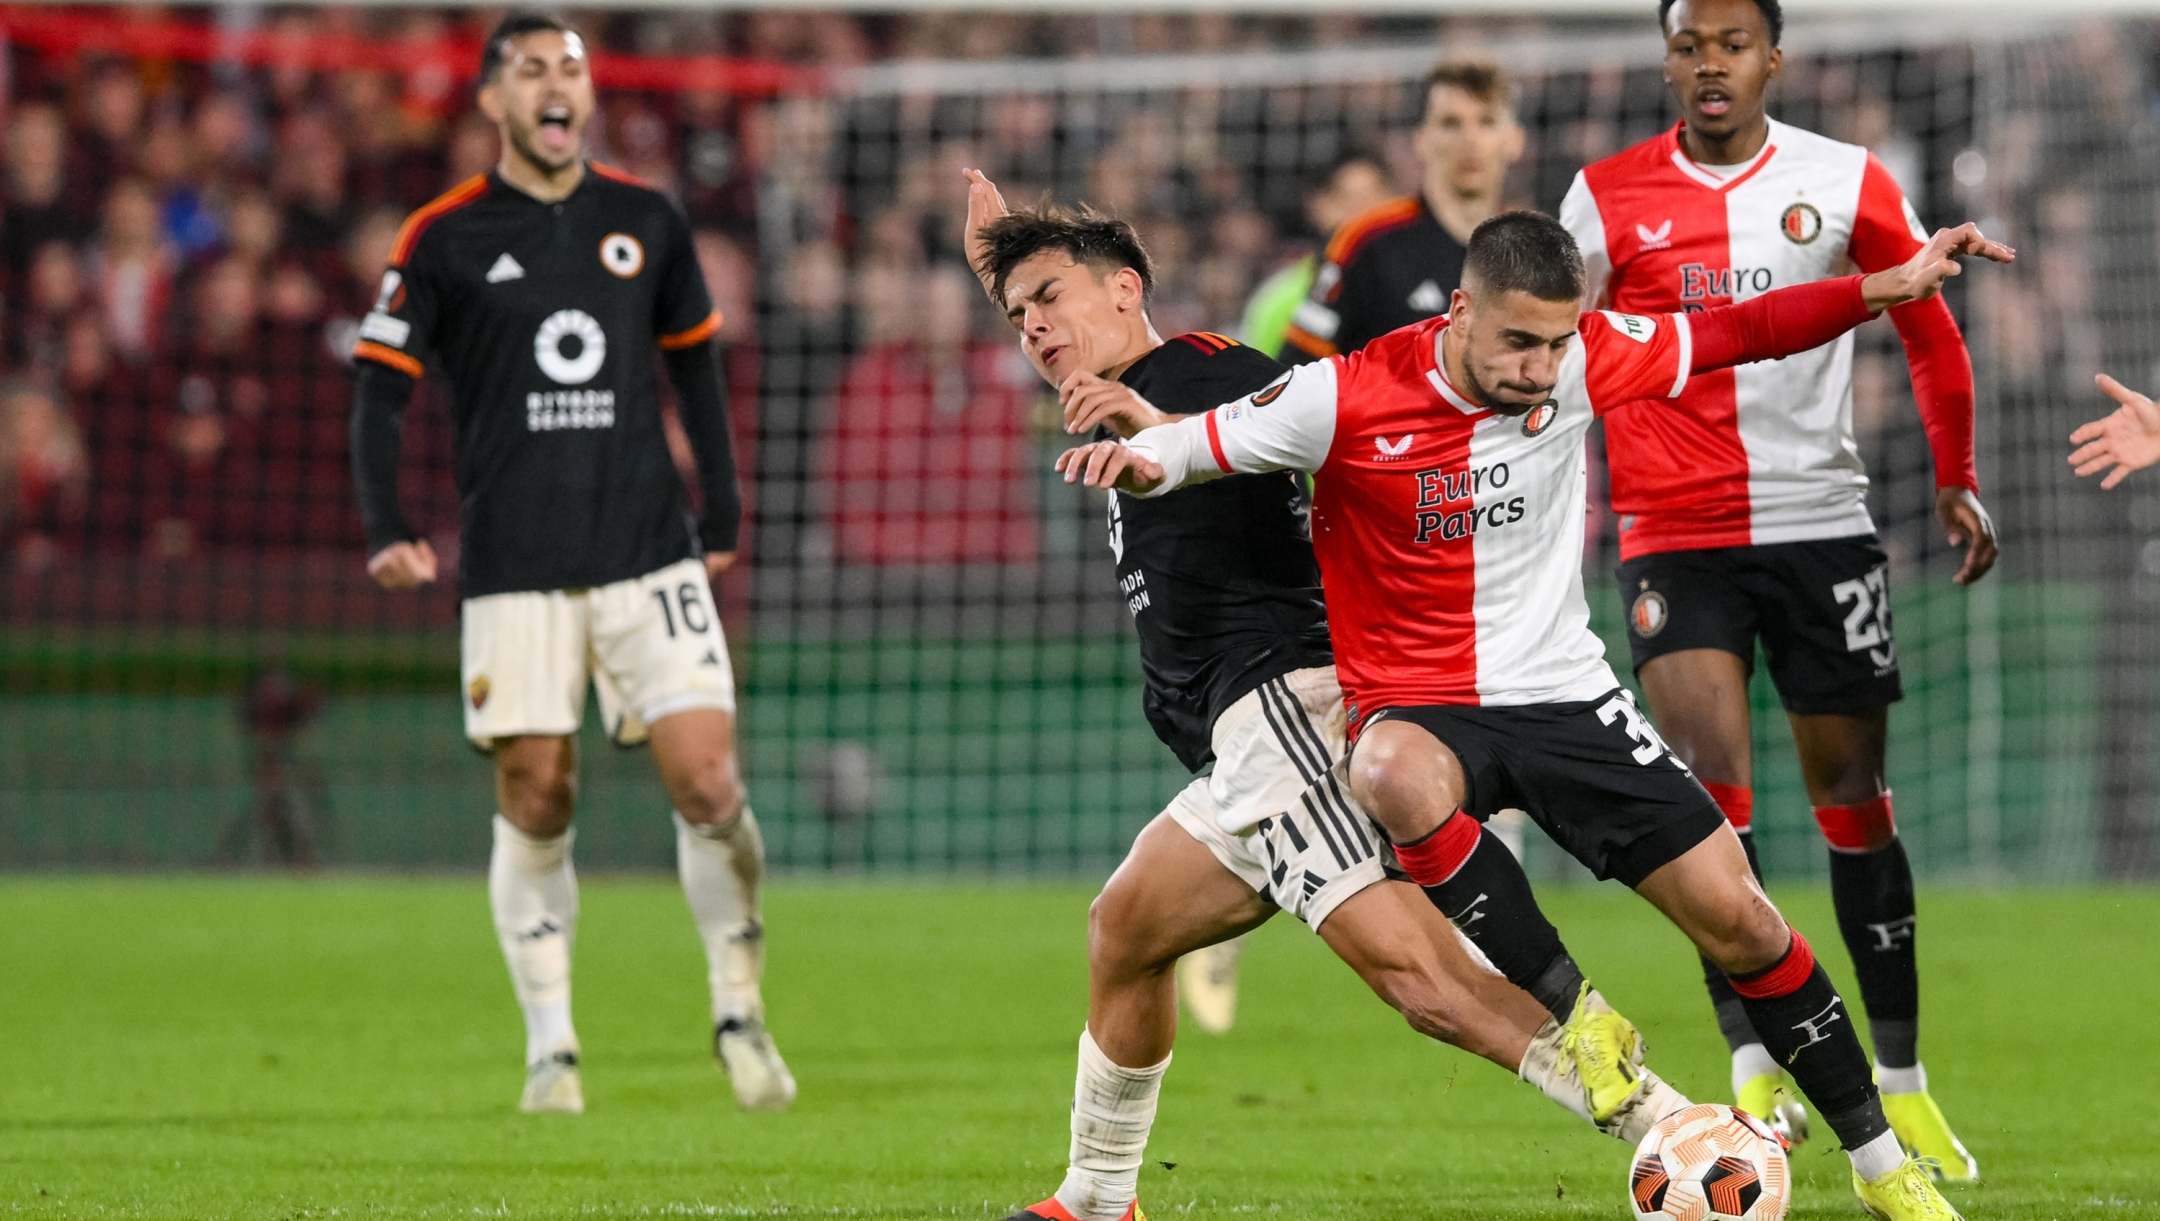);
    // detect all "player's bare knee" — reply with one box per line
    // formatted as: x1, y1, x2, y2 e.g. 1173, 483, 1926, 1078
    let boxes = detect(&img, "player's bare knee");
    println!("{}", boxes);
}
671, 755, 746, 829
1086, 886, 1166, 979
497, 756, 575, 837
1348, 725, 1461, 842
1701, 894, 1790, 975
